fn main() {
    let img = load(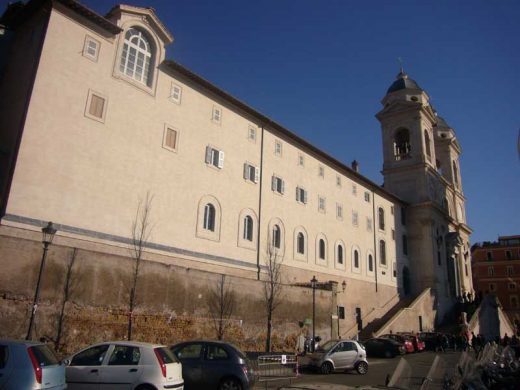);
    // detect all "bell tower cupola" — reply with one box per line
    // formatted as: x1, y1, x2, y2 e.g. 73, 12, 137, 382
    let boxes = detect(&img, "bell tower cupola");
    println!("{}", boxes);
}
376, 69, 437, 204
